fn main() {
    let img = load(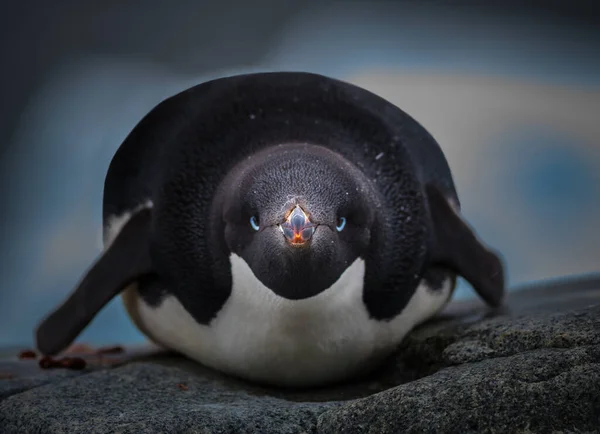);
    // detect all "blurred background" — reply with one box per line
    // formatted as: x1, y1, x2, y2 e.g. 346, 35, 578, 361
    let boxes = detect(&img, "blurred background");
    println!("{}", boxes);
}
1, 1, 599, 348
